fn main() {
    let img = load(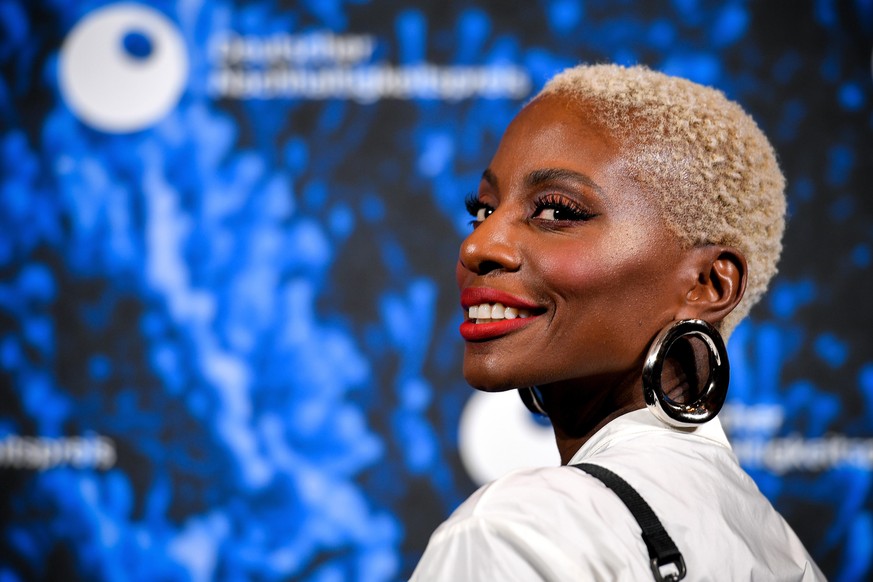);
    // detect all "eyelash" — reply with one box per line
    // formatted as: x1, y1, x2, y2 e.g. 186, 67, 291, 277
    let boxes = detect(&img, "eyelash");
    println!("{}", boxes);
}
533, 193, 597, 222
465, 193, 490, 224
464, 192, 597, 224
